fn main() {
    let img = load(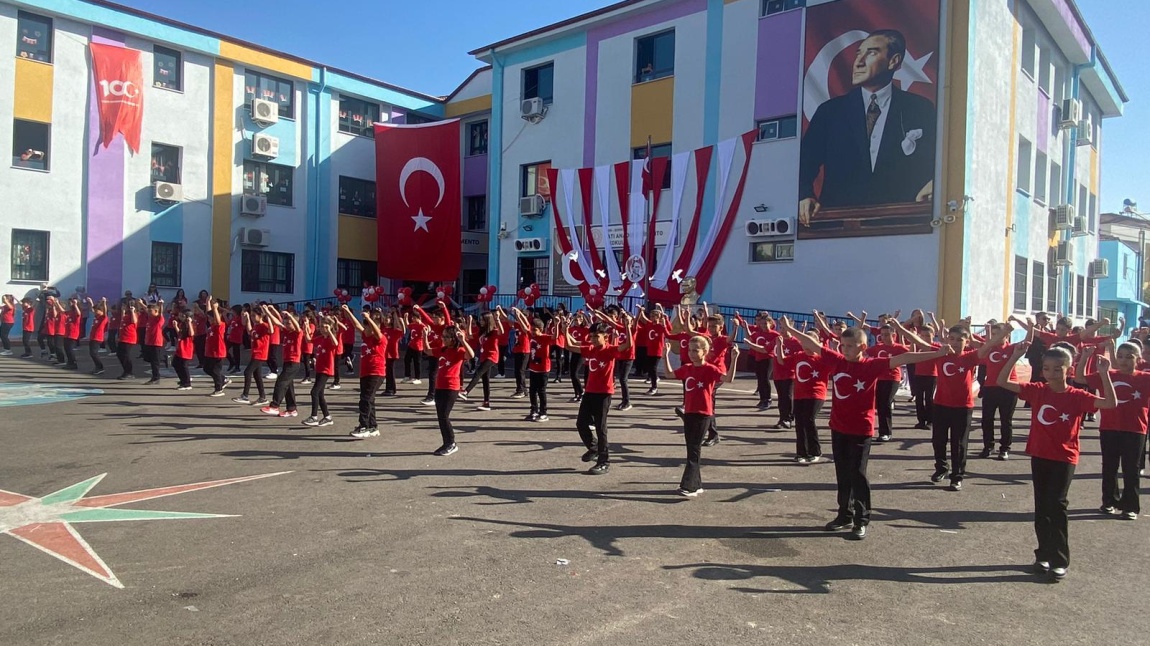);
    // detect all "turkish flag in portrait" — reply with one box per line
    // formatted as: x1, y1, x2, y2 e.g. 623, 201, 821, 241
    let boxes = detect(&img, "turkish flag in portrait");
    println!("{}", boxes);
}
90, 42, 144, 153
374, 120, 462, 281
